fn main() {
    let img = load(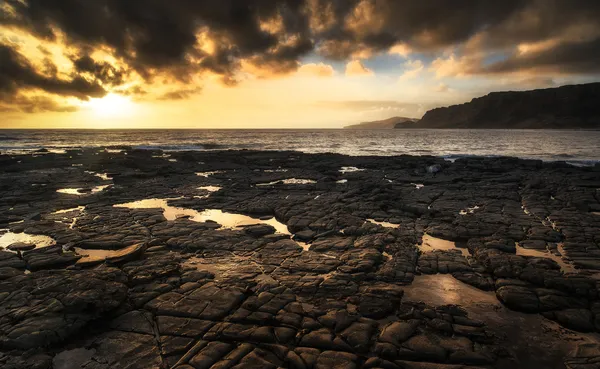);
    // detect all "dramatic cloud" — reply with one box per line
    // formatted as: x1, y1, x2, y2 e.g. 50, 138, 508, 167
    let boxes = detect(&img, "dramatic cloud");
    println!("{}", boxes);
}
345, 60, 373, 76
297, 62, 335, 77
1, 0, 600, 113
0, 44, 106, 100
157, 87, 203, 101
